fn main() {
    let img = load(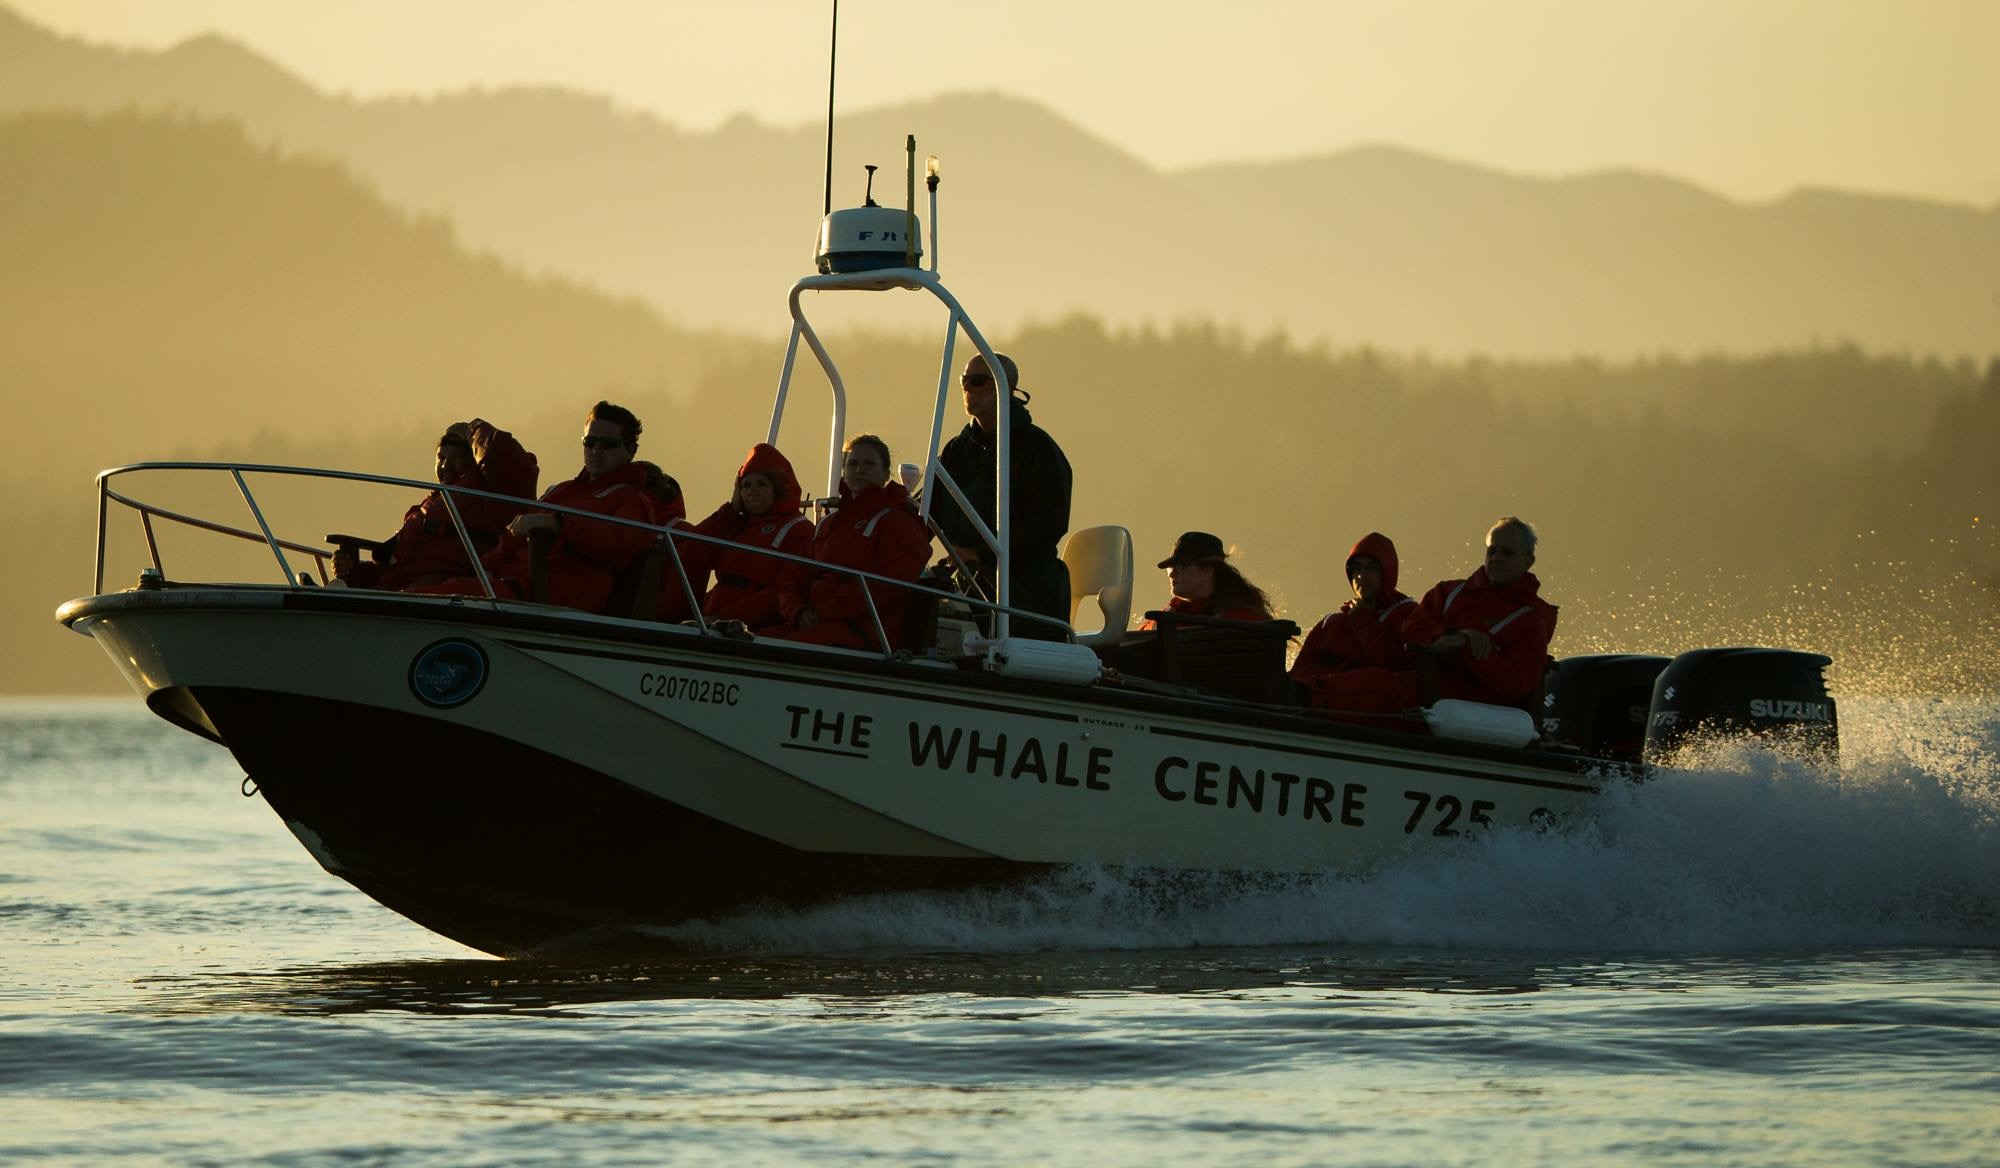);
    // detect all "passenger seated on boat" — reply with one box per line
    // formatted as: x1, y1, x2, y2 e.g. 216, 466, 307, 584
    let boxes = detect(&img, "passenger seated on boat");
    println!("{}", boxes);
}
762, 433, 932, 651
1136, 532, 1274, 631
677, 443, 812, 630
1308, 517, 1558, 714
410, 401, 660, 613
929, 352, 1075, 641
1290, 532, 1418, 701
633, 460, 699, 620
331, 419, 539, 591
635, 462, 688, 526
